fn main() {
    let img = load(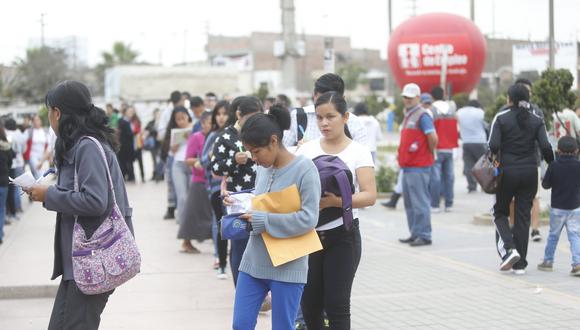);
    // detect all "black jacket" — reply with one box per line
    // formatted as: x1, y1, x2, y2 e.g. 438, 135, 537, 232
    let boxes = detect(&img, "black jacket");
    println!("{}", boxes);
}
542, 155, 580, 210
488, 107, 554, 168
0, 141, 13, 186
